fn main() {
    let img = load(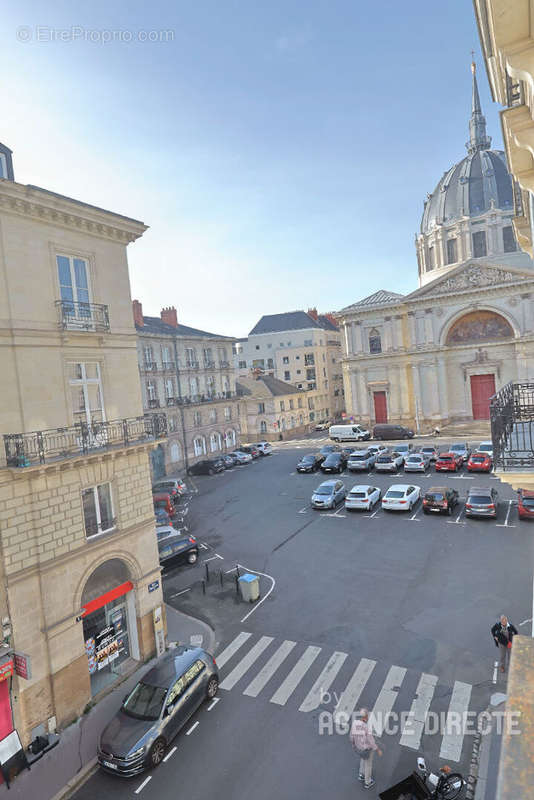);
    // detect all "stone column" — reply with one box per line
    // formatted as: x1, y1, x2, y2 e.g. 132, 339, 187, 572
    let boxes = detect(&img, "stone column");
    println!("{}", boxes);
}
358, 370, 369, 418
407, 312, 417, 348
394, 315, 404, 350
350, 370, 360, 415
384, 317, 393, 351
344, 323, 351, 354
424, 309, 434, 346
354, 322, 363, 353
521, 293, 533, 334
411, 362, 422, 430
437, 357, 449, 422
